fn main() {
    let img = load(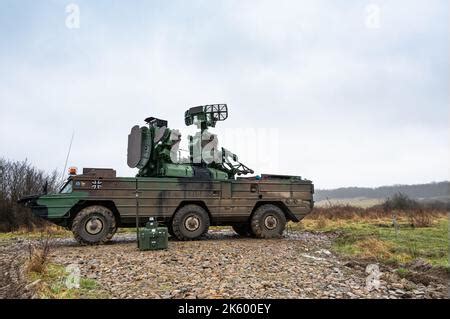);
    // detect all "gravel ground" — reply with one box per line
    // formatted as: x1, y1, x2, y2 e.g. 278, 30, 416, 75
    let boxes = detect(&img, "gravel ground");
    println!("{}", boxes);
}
1, 230, 448, 299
